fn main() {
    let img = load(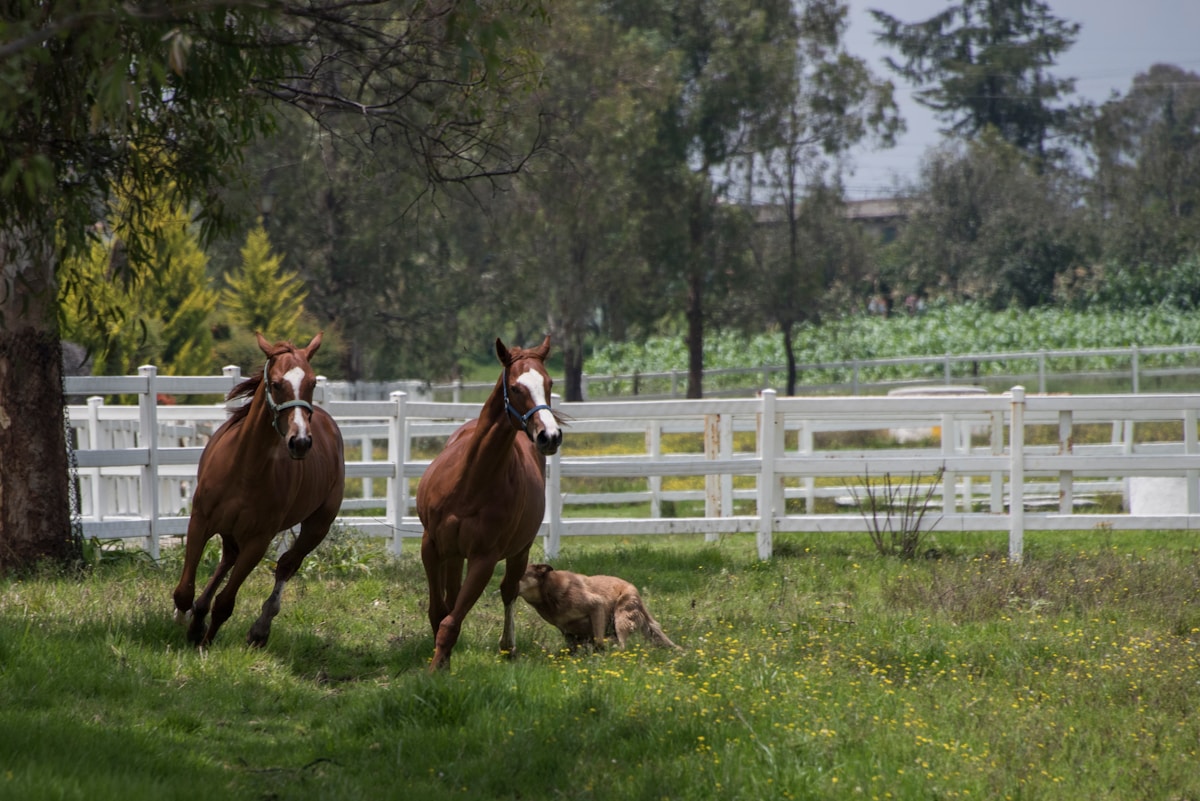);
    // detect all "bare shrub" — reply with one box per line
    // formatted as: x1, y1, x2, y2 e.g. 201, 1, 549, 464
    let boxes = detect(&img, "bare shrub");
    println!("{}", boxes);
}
847, 469, 944, 559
